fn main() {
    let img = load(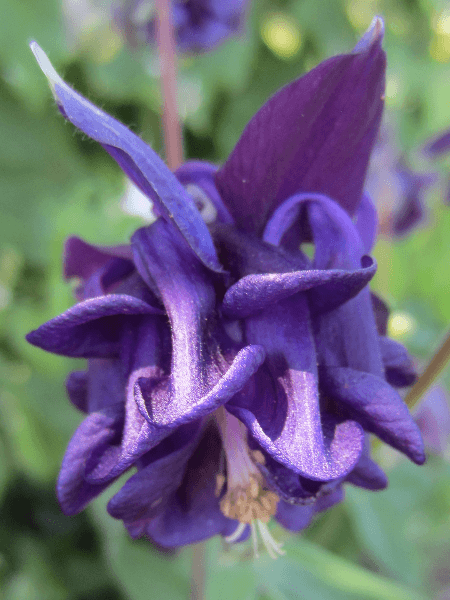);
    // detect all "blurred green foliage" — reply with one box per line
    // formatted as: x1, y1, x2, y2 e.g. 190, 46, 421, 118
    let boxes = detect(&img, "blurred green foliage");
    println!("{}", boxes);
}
1, 0, 450, 598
